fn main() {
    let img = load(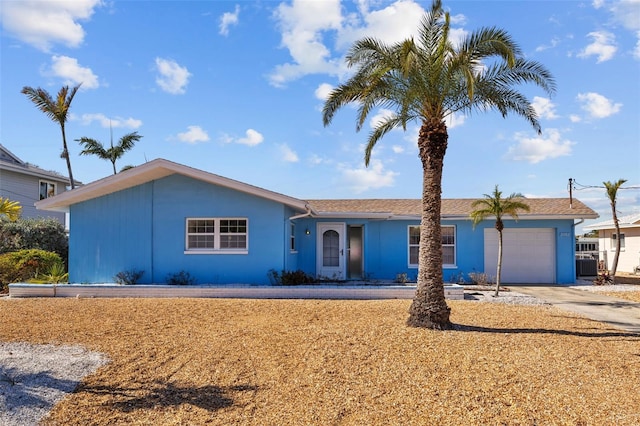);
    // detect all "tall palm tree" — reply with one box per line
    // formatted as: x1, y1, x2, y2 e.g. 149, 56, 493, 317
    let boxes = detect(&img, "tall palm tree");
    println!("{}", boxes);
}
0, 197, 21, 221
470, 186, 530, 296
77, 131, 142, 175
21, 85, 81, 189
604, 179, 627, 282
322, 0, 555, 329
